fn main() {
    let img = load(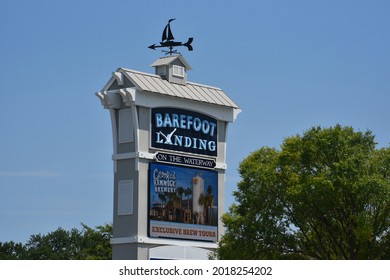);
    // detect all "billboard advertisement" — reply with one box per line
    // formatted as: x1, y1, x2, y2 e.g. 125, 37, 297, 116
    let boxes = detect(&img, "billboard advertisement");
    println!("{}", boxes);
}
149, 162, 218, 242
151, 108, 218, 157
